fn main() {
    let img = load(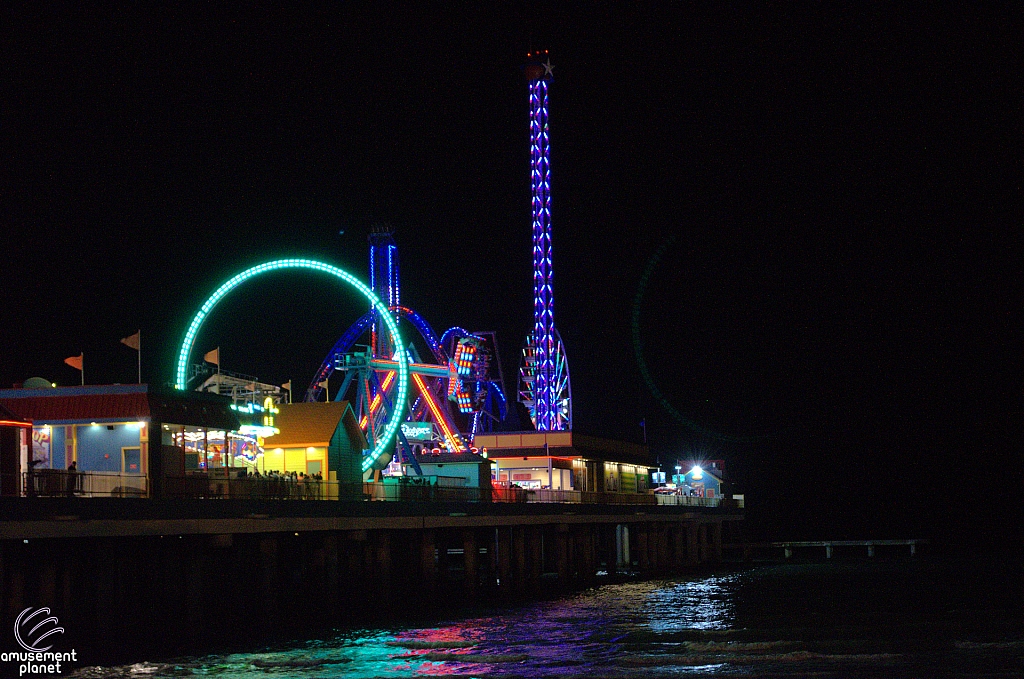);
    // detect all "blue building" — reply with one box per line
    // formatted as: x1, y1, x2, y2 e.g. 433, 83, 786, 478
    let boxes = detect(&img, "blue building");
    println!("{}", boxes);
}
677, 462, 723, 499
0, 384, 238, 497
